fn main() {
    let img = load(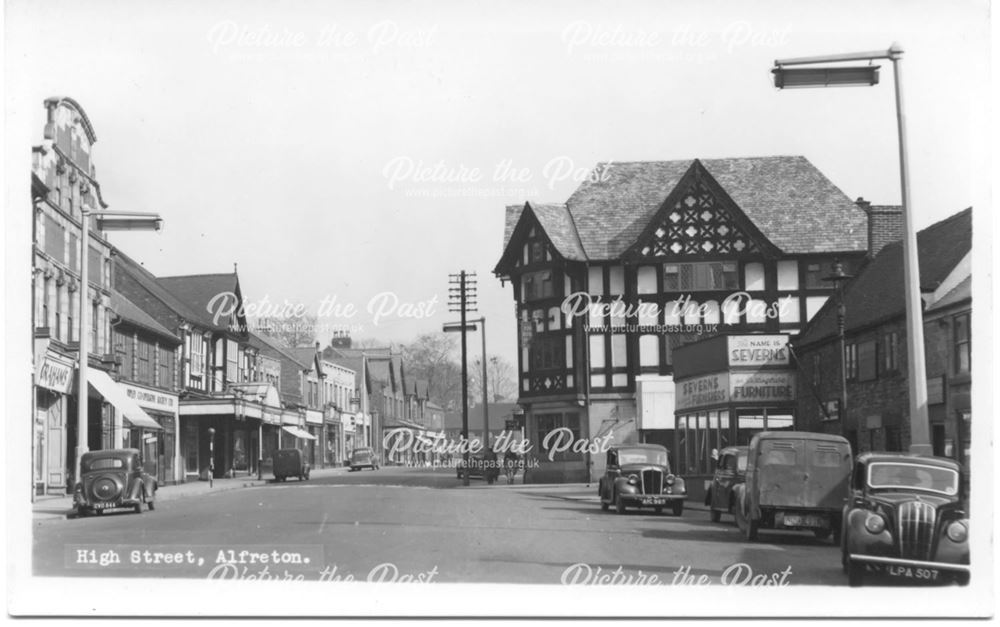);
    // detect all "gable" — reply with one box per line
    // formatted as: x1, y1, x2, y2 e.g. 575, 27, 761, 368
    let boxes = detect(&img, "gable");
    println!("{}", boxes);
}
627, 161, 776, 260
494, 204, 573, 275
